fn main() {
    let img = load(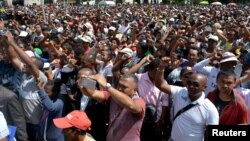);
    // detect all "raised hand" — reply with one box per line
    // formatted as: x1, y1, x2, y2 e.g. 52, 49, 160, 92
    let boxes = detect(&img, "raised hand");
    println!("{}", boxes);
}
159, 56, 171, 67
